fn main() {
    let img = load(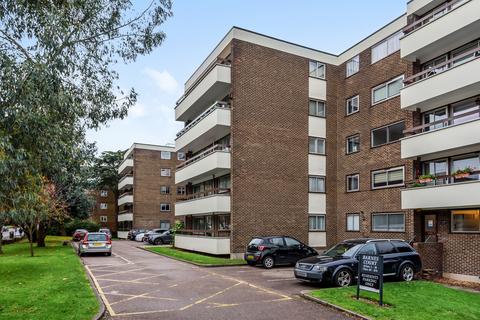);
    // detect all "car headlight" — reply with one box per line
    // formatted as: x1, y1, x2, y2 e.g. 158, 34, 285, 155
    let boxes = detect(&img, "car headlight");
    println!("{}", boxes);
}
312, 265, 328, 272
295, 262, 300, 268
